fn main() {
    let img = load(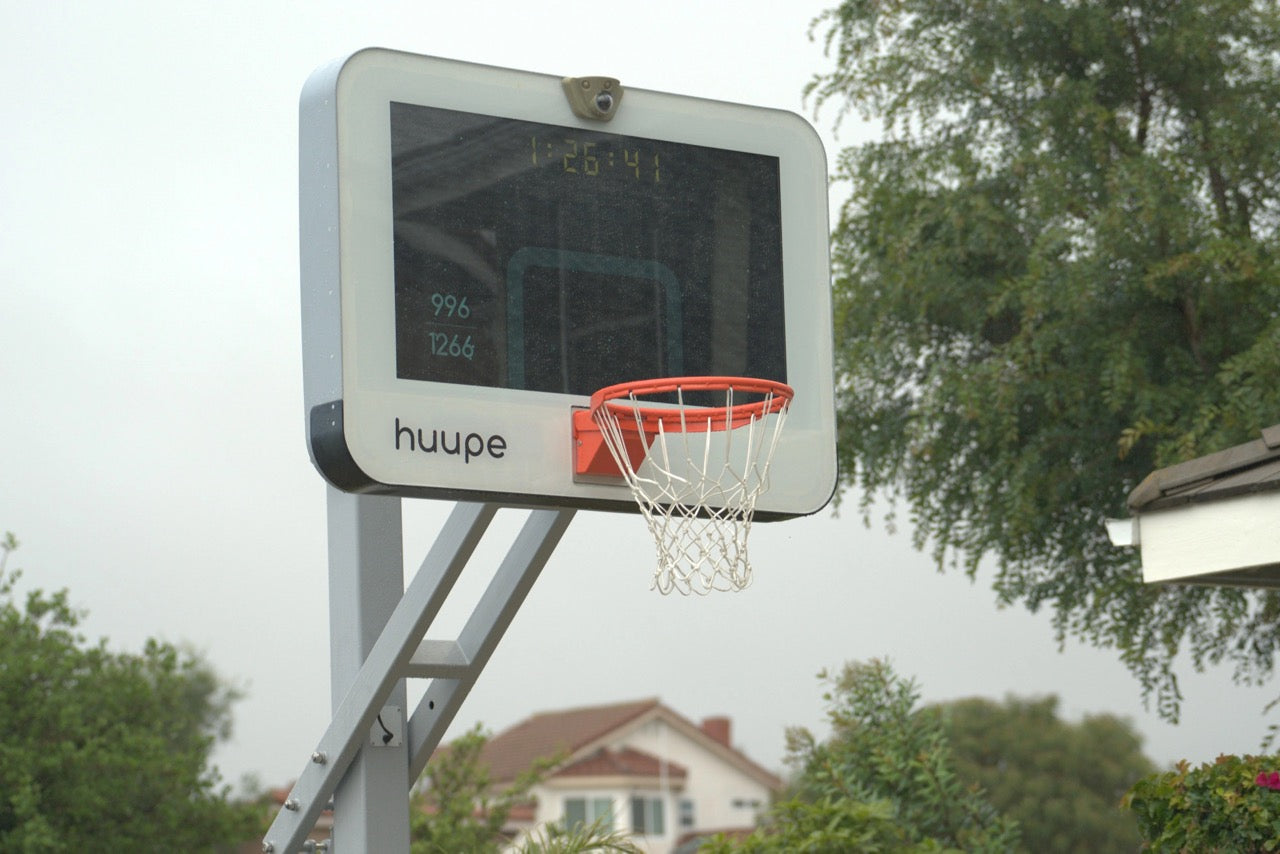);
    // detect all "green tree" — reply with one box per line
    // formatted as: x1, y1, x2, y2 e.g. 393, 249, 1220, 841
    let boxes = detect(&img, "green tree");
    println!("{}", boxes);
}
934, 695, 1155, 852
698, 797, 941, 853
706, 660, 1019, 852
808, 0, 1280, 716
0, 534, 261, 850
412, 724, 638, 854
411, 723, 545, 853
